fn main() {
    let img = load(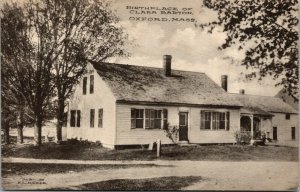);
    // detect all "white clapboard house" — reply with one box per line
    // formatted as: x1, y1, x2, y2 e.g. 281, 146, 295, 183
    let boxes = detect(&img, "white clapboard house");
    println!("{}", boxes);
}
64, 55, 298, 149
